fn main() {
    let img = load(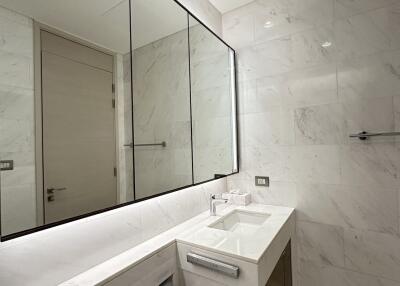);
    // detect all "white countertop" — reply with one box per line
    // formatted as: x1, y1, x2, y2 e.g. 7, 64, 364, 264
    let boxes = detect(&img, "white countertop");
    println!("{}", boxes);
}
60, 204, 295, 286
176, 204, 295, 263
